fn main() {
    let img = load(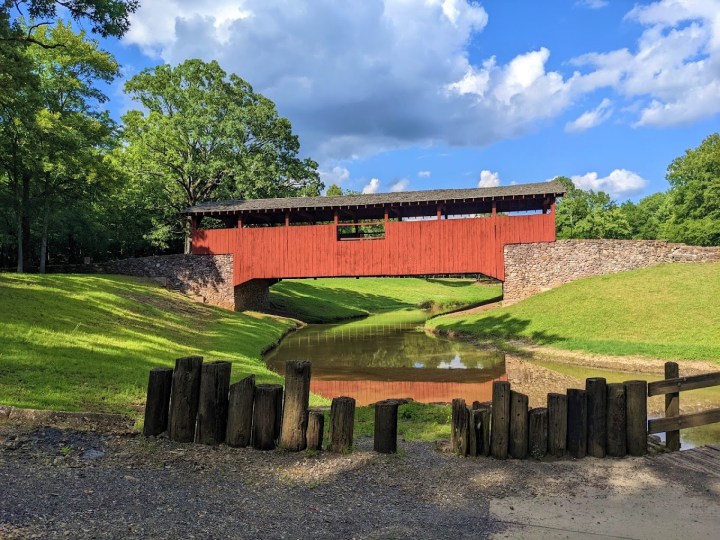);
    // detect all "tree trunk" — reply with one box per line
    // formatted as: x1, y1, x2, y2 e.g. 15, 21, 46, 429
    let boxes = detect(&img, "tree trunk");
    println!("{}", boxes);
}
20, 171, 31, 272
195, 361, 232, 445
184, 215, 193, 255
280, 360, 311, 451
226, 375, 255, 447
16, 217, 23, 273
328, 396, 355, 453
168, 356, 203, 443
39, 197, 50, 274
